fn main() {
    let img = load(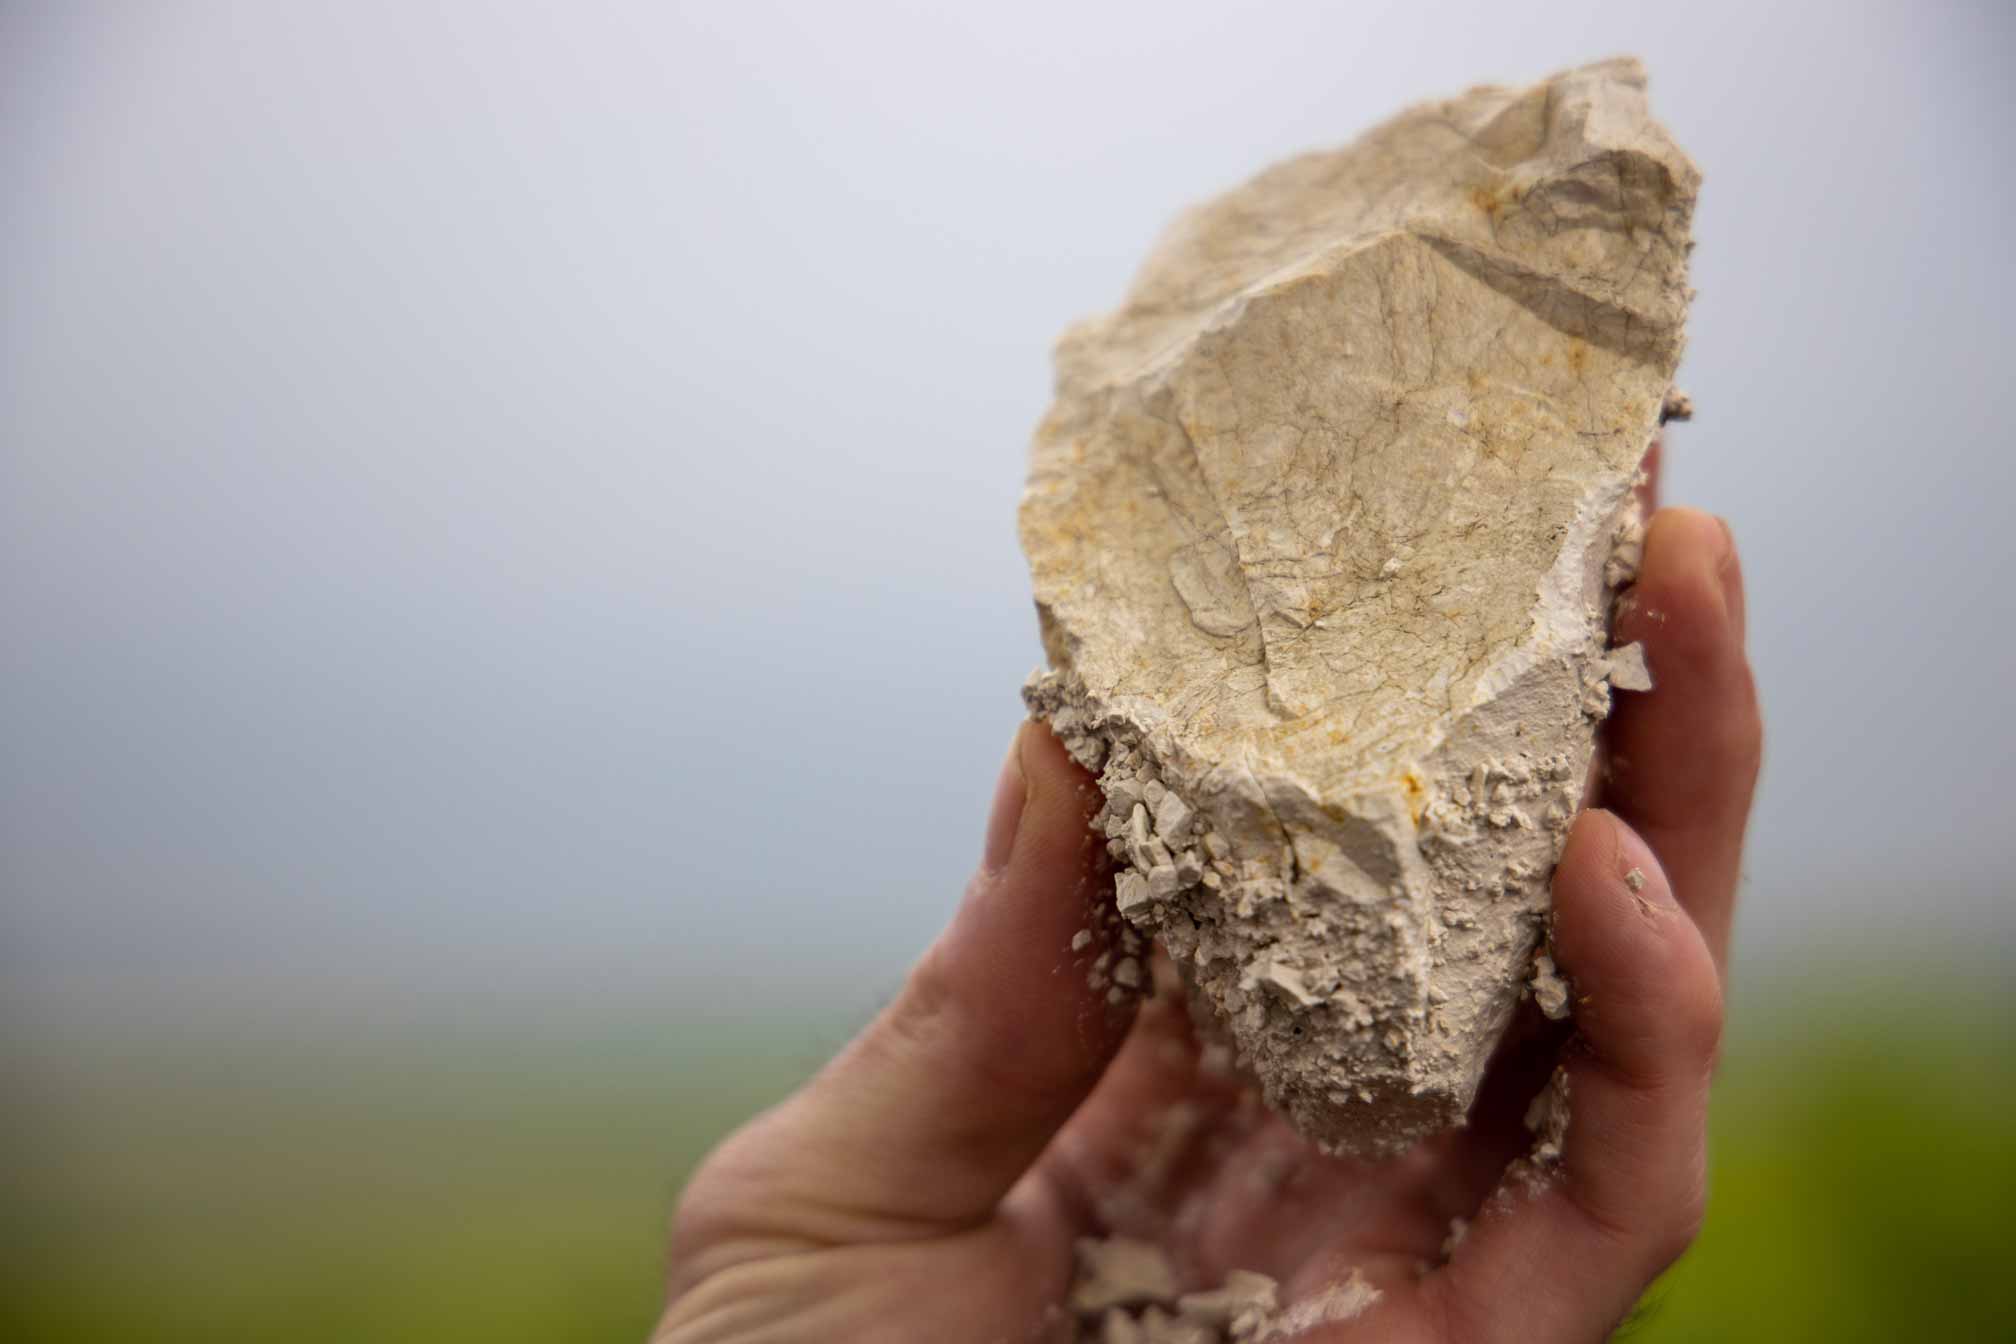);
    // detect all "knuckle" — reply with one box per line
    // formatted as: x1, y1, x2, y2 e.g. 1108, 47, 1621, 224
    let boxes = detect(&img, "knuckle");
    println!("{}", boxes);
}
665, 1128, 763, 1264
659, 1108, 810, 1302
665, 1176, 732, 1287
